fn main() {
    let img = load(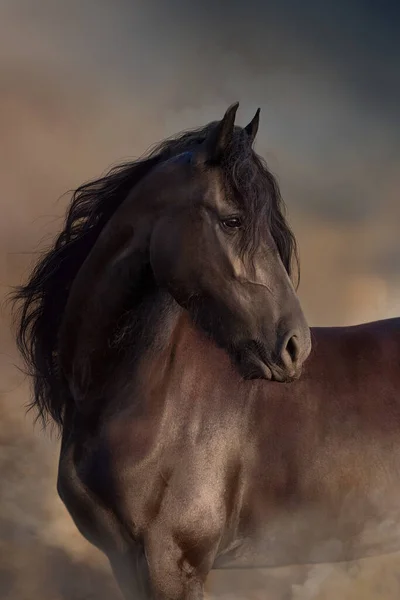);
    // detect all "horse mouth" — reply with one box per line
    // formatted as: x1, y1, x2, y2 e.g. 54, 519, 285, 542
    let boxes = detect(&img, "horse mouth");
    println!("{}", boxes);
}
240, 352, 273, 380
233, 342, 271, 381
233, 342, 300, 383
